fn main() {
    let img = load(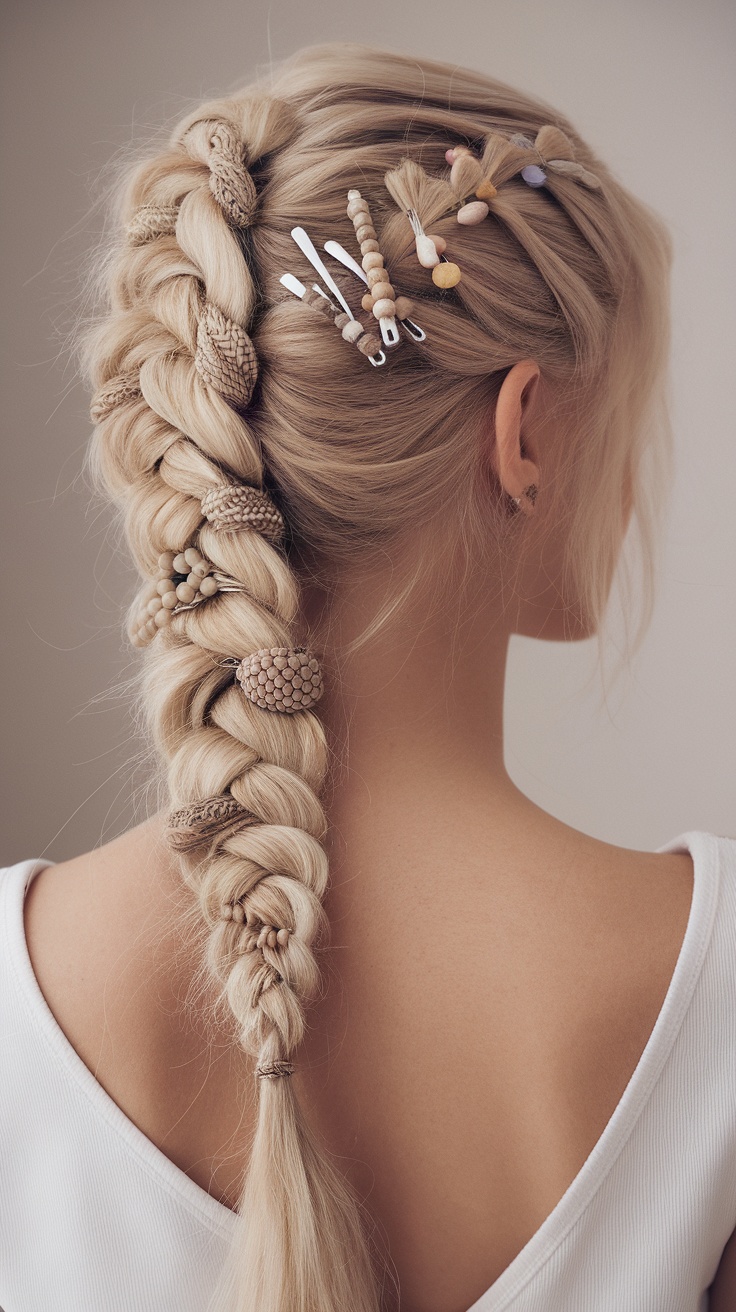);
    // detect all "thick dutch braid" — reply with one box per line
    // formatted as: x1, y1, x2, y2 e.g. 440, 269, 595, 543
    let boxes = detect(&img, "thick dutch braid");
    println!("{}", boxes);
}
87, 93, 381, 1312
